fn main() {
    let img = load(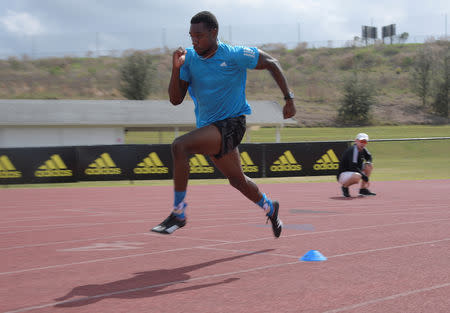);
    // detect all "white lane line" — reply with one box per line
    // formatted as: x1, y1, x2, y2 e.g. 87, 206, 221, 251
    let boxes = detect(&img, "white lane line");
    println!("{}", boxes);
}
2, 233, 450, 276
322, 283, 450, 313
328, 237, 450, 258
3, 259, 300, 313
0, 233, 147, 251
0, 233, 230, 251
2, 216, 448, 249
5, 251, 450, 313
197, 246, 299, 259
0, 246, 196, 276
